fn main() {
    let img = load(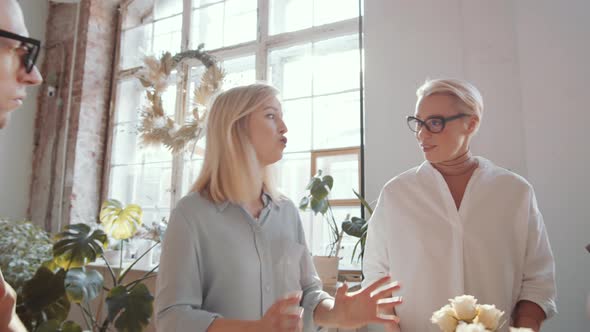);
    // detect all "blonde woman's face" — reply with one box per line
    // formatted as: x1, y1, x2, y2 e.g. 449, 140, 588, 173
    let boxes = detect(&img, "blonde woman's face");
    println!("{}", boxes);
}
414, 94, 476, 163
248, 96, 288, 166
